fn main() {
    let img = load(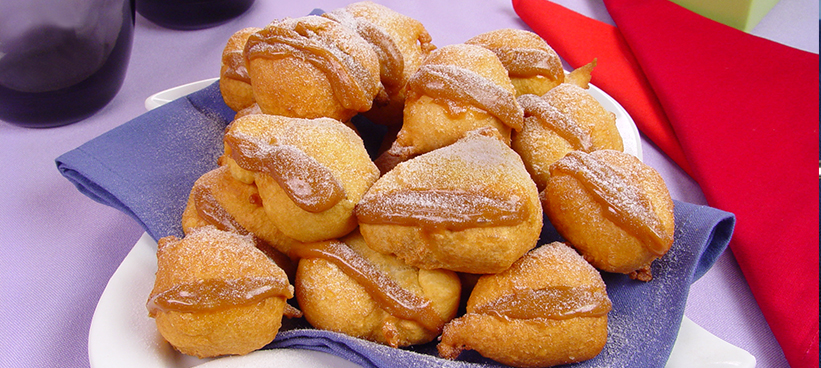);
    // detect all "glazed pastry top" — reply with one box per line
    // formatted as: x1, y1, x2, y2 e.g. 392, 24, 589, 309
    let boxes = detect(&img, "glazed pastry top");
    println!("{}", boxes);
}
245, 16, 381, 112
